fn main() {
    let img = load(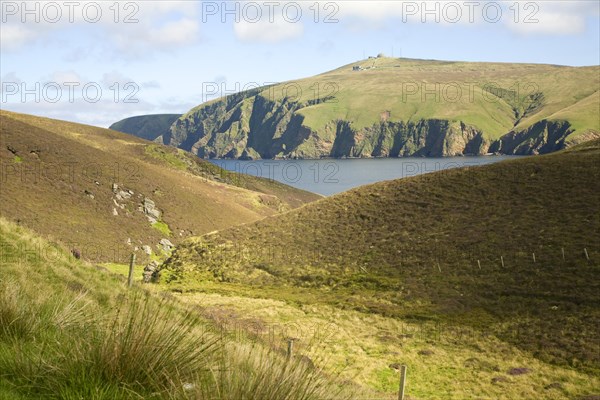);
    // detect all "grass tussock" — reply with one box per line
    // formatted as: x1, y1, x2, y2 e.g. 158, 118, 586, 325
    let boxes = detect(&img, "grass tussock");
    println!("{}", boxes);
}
0, 217, 351, 399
